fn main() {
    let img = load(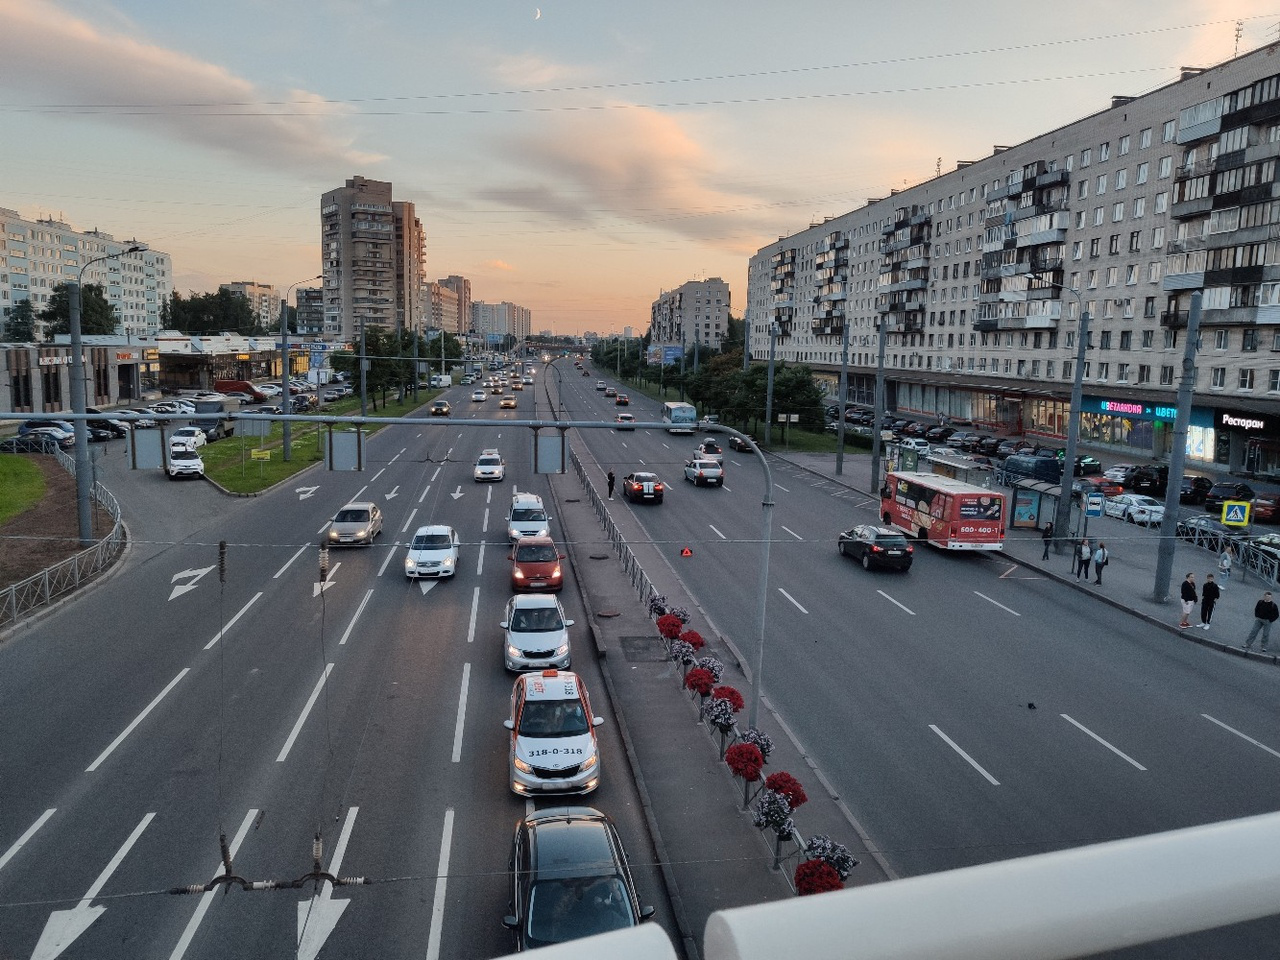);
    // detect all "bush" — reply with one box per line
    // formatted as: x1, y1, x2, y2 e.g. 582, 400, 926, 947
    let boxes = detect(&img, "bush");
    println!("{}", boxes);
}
684, 667, 714, 696
803, 835, 859, 880
725, 742, 764, 781
656, 613, 684, 639
794, 859, 843, 895
765, 771, 808, 810
694, 655, 723, 682
739, 727, 773, 761
679, 629, 705, 651
712, 685, 744, 712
